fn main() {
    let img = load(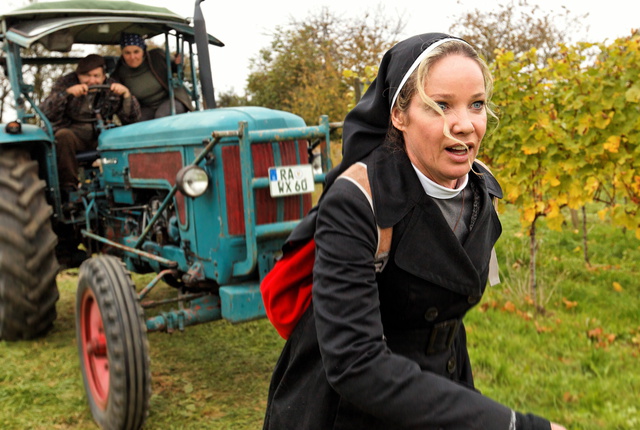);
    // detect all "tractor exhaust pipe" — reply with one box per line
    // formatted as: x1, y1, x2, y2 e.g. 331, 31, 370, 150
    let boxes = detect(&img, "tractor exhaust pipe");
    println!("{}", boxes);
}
194, 0, 216, 109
